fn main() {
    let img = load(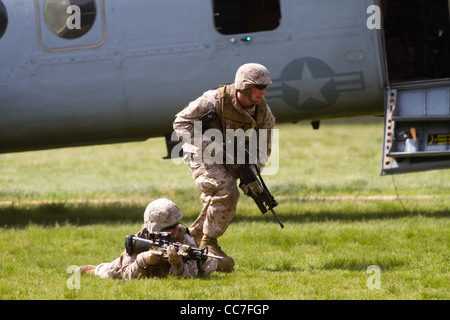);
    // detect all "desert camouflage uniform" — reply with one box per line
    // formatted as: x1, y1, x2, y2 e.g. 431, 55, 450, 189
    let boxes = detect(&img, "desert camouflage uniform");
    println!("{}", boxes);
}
94, 224, 198, 280
77, 198, 217, 279
173, 82, 275, 244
